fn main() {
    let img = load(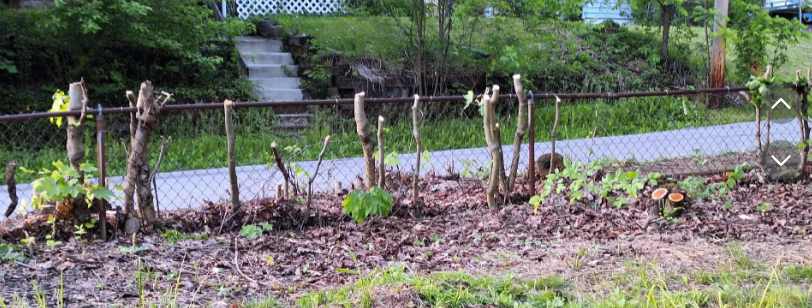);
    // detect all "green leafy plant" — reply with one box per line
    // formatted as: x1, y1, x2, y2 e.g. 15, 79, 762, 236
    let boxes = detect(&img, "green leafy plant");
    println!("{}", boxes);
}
240, 223, 273, 240
529, 161, 660, 212
24, 161, 117, 212
342, 186, 393, 224
0, 244, 27, 262
160, 230, 208, 245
